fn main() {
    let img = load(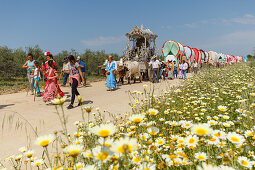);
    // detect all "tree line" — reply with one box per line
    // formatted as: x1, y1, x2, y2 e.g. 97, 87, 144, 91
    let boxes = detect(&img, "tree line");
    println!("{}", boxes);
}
0, 45, 120, 78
